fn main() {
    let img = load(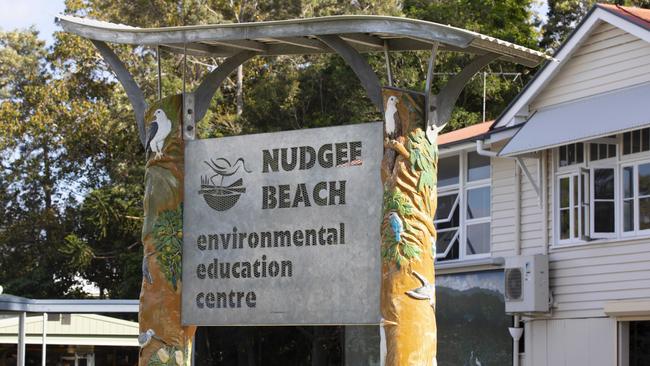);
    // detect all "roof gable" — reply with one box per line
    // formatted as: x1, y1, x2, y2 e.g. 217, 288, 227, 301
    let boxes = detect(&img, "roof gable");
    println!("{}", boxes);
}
599, 4, 650, 30
492, 4, 650, 129
530, 21, 650, 110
